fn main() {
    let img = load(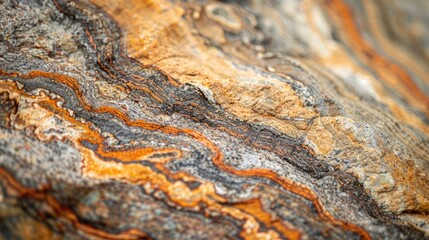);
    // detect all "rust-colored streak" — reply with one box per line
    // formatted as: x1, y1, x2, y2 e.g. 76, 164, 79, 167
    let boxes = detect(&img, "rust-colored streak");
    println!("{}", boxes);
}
233, 198, 302, 240
1, 0, 428, 238
126, 82, 163, 103
0, 168, 150, 240
209, 147, 371, 240
0, 74, 295, 239
322, 0, 429, 111
36, 98, 180, 164
0, 60, 370, 238
85, 28, 97, 50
